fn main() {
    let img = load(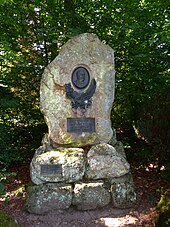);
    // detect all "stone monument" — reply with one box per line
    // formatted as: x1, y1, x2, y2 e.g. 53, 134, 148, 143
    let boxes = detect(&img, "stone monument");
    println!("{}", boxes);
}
25, 33, 136, 214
